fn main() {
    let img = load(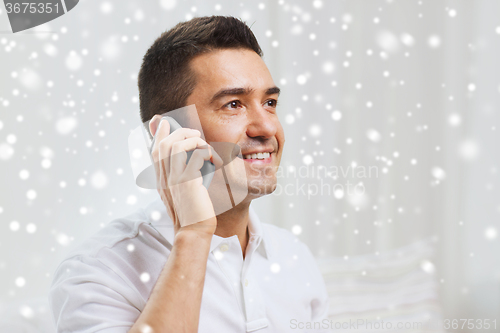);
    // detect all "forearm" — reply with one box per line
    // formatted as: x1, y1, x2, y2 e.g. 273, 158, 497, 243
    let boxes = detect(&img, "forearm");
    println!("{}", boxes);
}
129, 230, 212, 333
